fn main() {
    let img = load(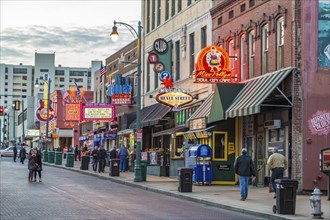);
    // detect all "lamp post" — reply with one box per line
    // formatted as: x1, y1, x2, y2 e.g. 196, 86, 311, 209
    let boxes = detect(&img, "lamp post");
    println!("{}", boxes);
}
110, 20, 143, 182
